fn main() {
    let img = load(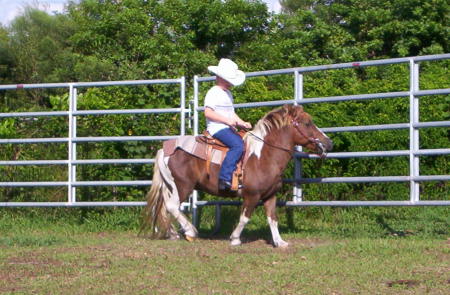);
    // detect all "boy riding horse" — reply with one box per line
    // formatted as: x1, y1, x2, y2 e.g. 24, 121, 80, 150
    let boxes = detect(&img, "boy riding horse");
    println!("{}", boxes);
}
204, 58, 252, 192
